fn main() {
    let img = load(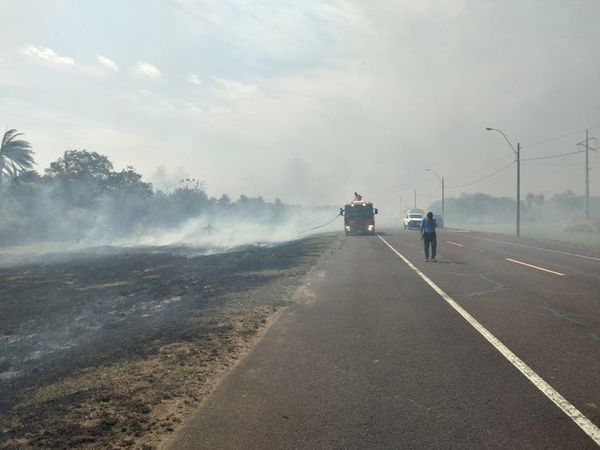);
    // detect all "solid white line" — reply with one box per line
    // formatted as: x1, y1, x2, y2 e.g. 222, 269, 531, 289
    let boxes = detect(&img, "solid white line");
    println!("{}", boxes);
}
446, 241, 464, 247
446, 231, 600, 262
377, 234, 600, 445
506, 258, 565, 276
